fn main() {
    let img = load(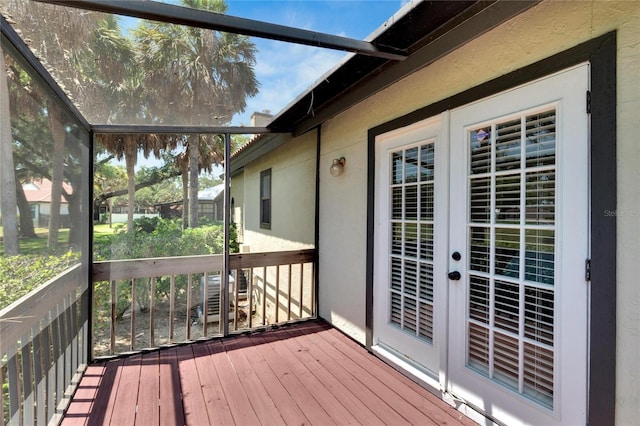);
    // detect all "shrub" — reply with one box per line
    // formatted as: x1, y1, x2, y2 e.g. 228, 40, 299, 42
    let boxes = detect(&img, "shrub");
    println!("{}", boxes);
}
0, 250, 80, 309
